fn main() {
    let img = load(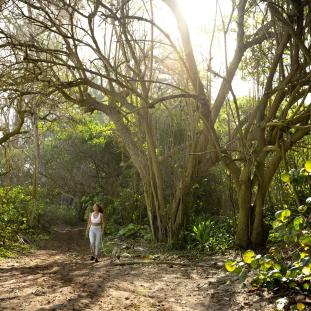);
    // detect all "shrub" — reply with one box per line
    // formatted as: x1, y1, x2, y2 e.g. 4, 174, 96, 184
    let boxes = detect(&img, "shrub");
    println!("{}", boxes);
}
226, 199, 311, 310
0, 186, 32, 246
117, 223, 151, 240
192, 216, 234, 252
